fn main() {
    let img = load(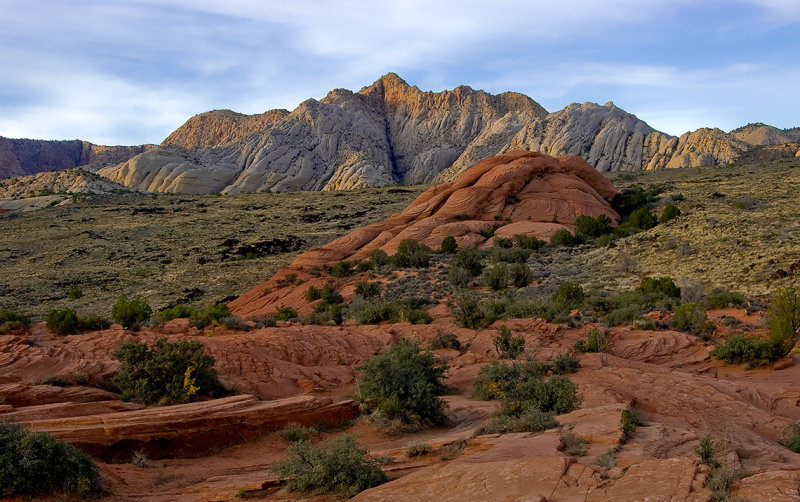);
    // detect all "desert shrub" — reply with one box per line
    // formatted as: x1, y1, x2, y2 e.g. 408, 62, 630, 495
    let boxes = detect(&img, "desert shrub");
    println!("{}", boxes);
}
574, 327, 607, 353
281, 422, 322, 443
706, 466, 750, 501
626, 207, 657, 231
612, 186, 662, 219
429, 332, 461, 350
636, 277, 681, 299
131, 450, 149, 468
355, 281, 382, 299
780, 423, 800, 453
68, 286, 83, 300
42, 375, 70, 386
405, 441, 433, 457
711, 334, 776, 367
620, 408, 647, 443
356, 339, 448, 426
560, 430, 588, 456
550, 228, 575, 246
447, 265, 472, 288
217, 315, 251, 331
112, 294, 152, 330
368, 249, 390, 268
659, 204, 681, 223
46, 308, 80, 335
158, 303, 196, 322
355, 260, 374, 273
552, 282, 585, 312
602, 306, 642, 327
453, 248, 485, 276
0, 422, 100, 497
704, 288, 747, 309
112, 337, 224, 405
350, 298, 431, 325
390, 239, 430, 268
79, 314, 109, 331
440, 236, 457, 253
474, 361, 581, 415
550, 352, 581, 374
509, 262, 533, 288
493, 325, 525, 359
671, 302, 707, 334
484, 263, 508, 291
0, 307, 30, 334
493, 236, 513, 249
478, 408, 558, 435
575, 214, 613, 237
273, 306, 298, 321
331, 261, 356, 277
452, 293, 486, 329
513, 234, 545, 250
319, 284, 343, 304
270, 435, 387, 497
695, 434, 721, 469
766, 287, 800, 358
305, 285, 321, 301
593, 449, 617, 468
